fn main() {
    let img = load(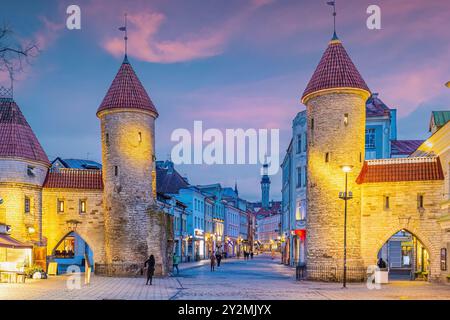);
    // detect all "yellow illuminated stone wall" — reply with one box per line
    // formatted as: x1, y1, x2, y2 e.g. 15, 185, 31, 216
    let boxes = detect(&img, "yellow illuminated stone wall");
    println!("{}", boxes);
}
305, 90, 368, 276
41, 188, 105, 263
